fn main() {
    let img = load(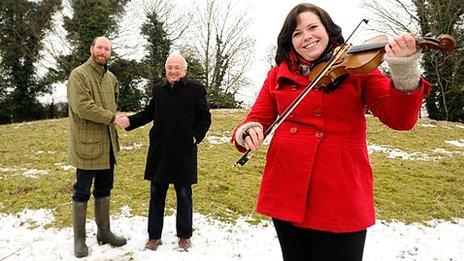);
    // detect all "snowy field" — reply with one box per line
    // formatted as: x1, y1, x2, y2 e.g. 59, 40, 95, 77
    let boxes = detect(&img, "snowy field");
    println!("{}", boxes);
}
0, 208, 463, 261
1, 125, 463, 260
